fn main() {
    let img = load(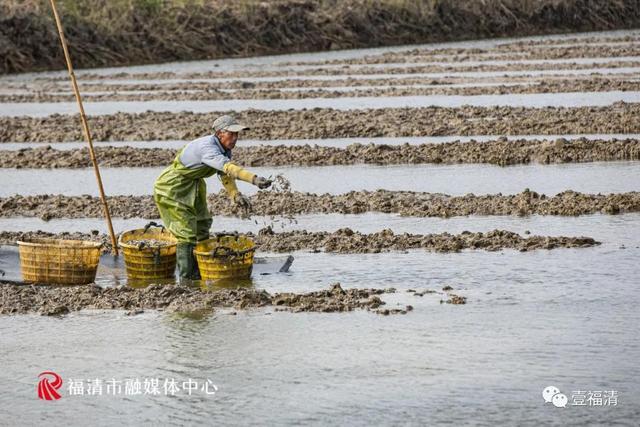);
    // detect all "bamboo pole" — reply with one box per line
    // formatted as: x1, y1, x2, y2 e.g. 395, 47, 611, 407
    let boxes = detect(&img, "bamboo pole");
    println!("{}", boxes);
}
49, 0, 119, 256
